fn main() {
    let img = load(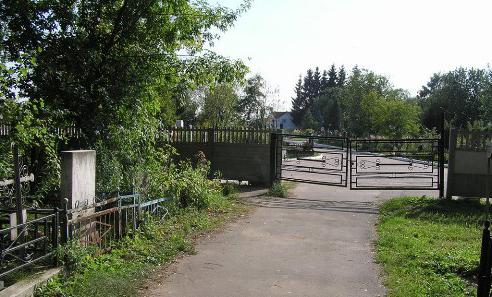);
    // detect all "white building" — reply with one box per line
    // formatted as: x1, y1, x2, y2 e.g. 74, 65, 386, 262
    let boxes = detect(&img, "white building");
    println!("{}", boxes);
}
269, 112, 297, 130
